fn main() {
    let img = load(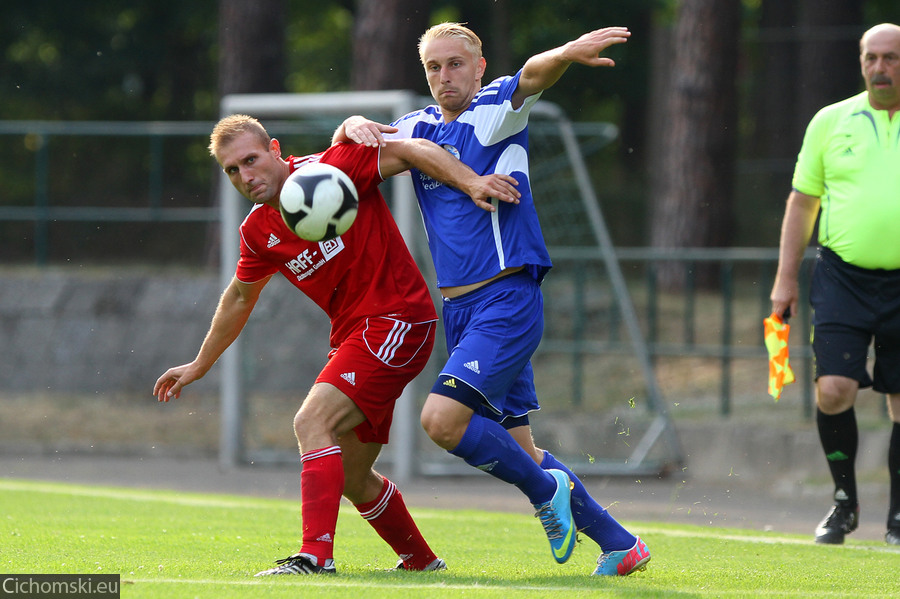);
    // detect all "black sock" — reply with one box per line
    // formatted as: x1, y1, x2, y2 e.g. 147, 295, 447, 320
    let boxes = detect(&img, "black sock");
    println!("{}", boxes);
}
888, 422, 900, 529
816, 407, 859, 507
